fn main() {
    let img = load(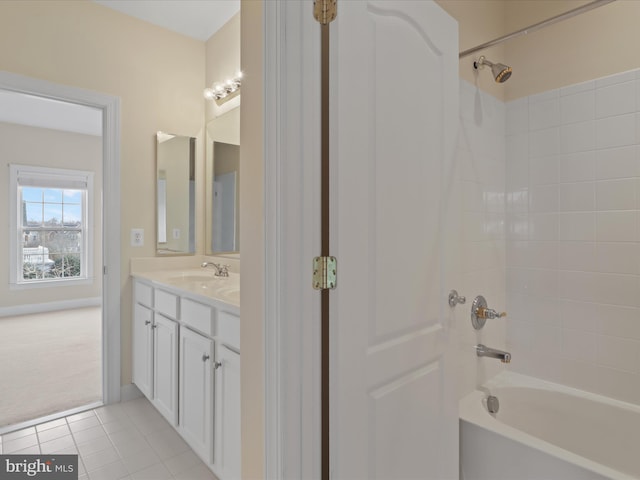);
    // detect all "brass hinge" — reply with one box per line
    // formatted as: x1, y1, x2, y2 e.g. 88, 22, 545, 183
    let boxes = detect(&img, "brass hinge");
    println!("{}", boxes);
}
313, 256, 337, 290
313, 0, 337, 25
